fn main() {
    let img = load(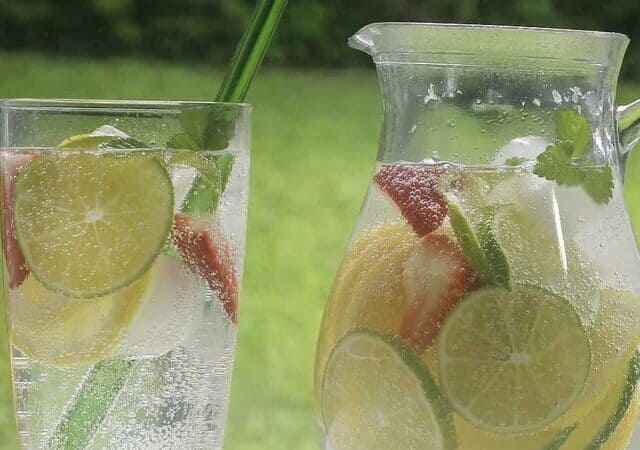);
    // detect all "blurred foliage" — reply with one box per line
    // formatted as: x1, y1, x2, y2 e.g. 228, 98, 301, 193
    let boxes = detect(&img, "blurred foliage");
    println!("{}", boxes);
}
0, 0, 639, 77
